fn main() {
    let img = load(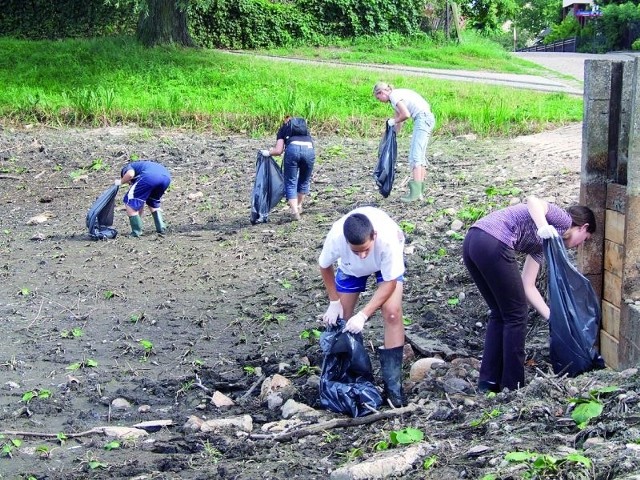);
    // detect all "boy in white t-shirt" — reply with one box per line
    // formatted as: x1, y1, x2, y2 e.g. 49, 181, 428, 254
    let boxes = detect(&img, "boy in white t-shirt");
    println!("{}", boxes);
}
318, 206, 406, 407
